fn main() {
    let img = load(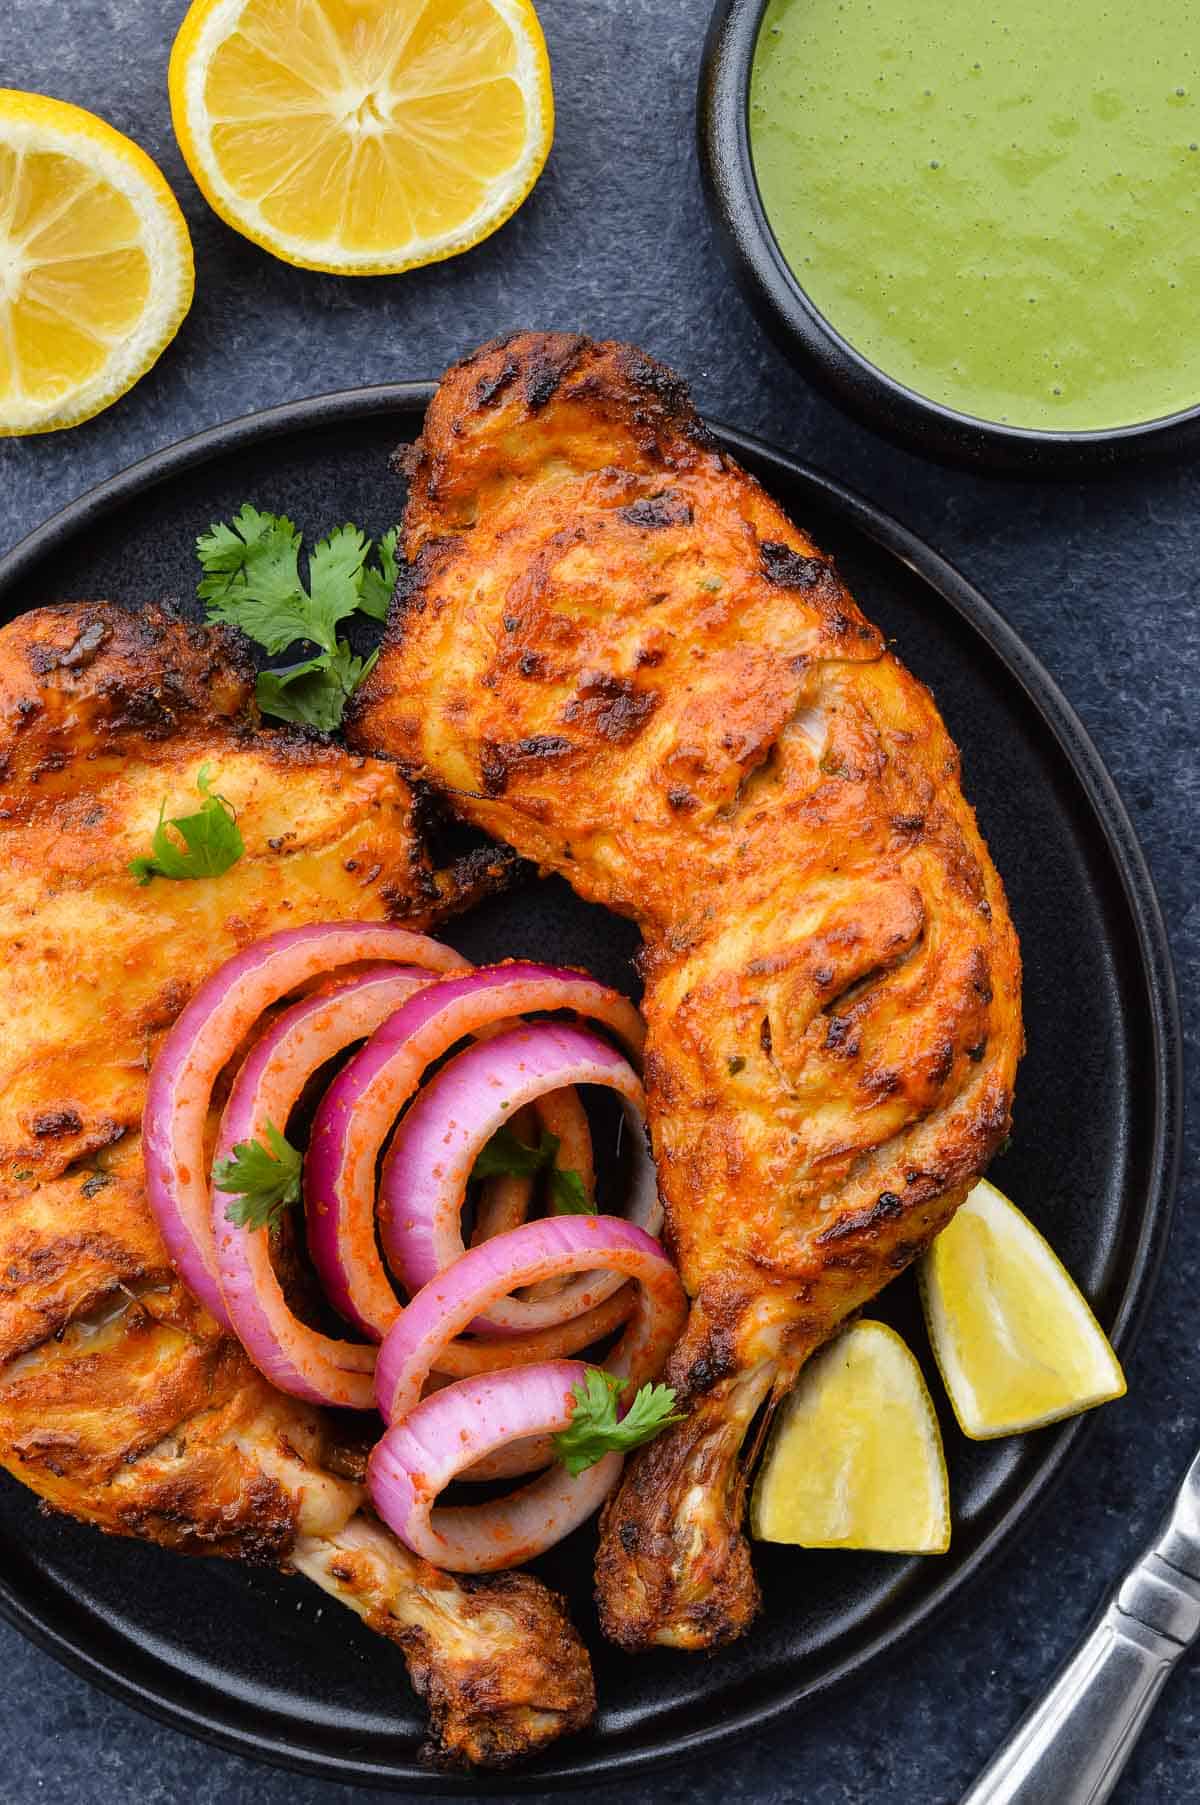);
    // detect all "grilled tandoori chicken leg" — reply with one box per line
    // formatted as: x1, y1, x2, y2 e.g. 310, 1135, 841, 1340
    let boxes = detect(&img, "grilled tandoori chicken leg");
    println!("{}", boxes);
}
349, 333, 1023, 1652
0, 601, 593, 1763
